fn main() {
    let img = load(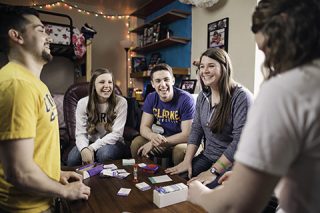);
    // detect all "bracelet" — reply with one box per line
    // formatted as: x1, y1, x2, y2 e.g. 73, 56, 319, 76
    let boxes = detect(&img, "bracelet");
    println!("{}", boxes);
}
80, 147, 93, 153
216, 160, 227, 170
88, 146, 95, 152
80, 147, 88, 152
